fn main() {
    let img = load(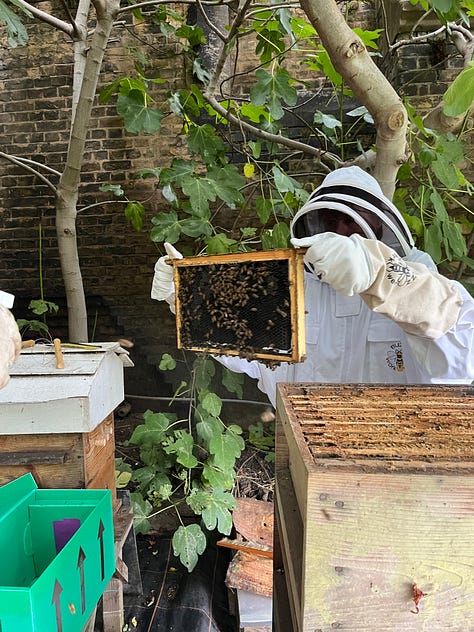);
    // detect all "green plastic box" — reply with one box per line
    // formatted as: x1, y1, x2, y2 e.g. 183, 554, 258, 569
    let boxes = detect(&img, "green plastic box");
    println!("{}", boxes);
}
0, 473, 115, 631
